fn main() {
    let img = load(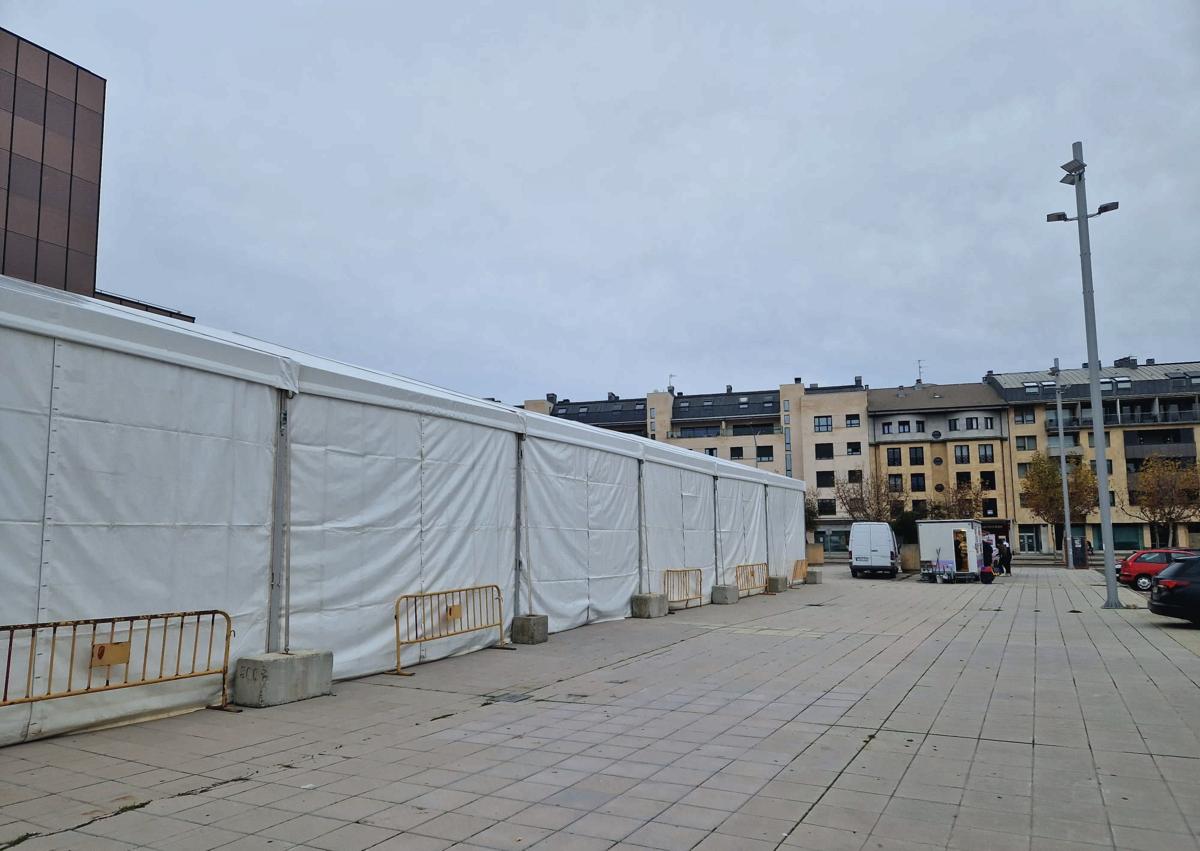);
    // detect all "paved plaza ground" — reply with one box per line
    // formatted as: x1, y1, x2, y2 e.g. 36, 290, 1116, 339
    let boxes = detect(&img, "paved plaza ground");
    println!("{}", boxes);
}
2, 567, 1199, 851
